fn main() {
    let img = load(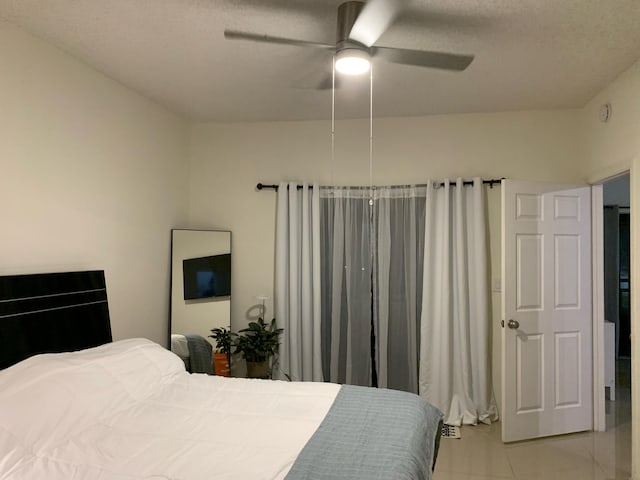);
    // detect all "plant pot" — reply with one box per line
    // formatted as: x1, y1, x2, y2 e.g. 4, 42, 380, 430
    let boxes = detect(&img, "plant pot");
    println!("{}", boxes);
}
246, 360, 270, 379
213, 352, 230, 377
